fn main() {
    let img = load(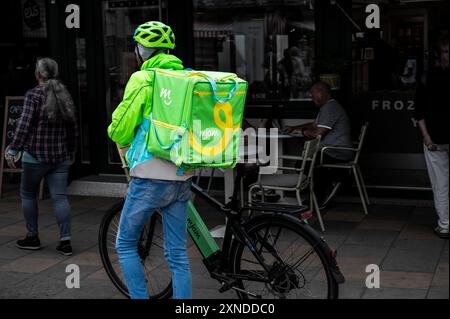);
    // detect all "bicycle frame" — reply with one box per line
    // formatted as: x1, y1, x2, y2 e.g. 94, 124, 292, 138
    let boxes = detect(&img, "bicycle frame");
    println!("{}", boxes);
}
185, 199, 221, 259
188, 181, 280, 285
115, 145, 320, 288
187, 182, 235, 263
116, 145, 234, 270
